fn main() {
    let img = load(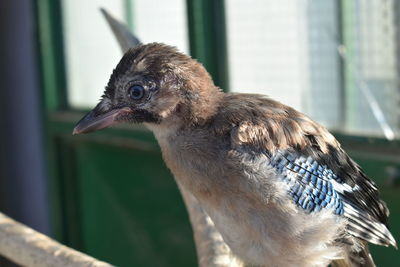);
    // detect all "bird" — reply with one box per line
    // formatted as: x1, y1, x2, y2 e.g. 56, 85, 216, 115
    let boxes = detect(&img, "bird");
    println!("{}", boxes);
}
73, 43, 397, 267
